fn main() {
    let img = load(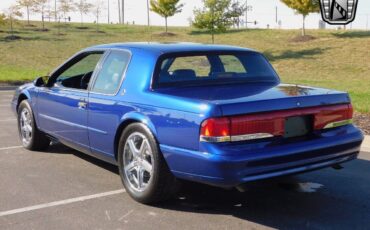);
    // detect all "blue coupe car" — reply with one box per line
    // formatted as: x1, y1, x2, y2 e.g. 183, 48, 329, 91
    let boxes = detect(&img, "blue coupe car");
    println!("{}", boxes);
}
12, 43, 364, 204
